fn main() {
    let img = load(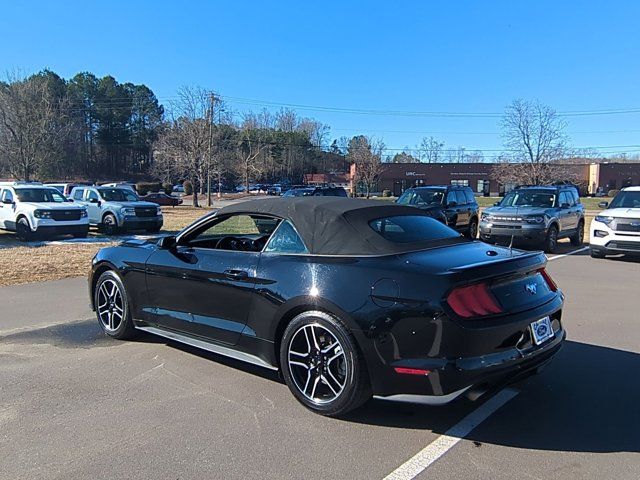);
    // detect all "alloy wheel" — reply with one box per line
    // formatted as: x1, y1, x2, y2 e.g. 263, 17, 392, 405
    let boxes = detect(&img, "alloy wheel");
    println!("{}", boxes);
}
97, 279, 124, 332
287, 323, 347, 404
